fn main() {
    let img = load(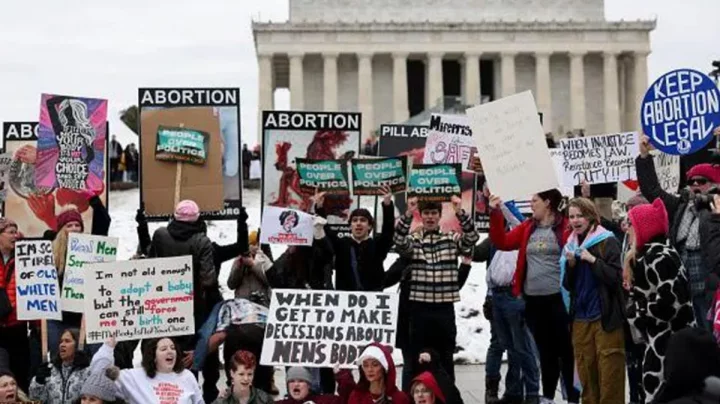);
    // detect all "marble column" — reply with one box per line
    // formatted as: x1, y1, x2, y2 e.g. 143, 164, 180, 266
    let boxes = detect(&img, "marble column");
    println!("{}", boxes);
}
535, 52, 552, 132
501, 52, 516, 97
358, 52, 374, 140
633, 51, 650, 130
464, 52, 481, 105
257, 53, 273, 145
603, 51, 621, 133
427, 52, 444, 108
570, 51, 586, 131
392, 52, 409, 122
323, 53, 338, 111
289, 52, 304, 110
